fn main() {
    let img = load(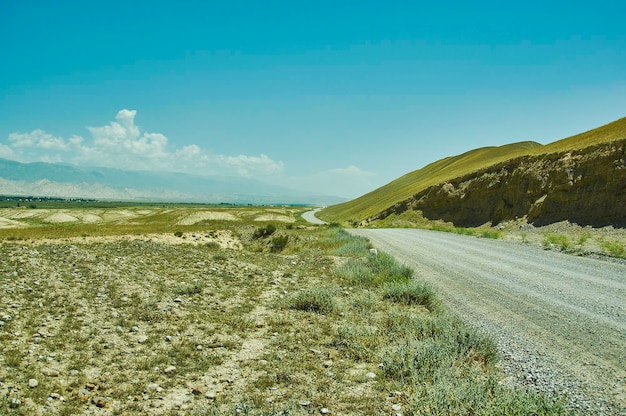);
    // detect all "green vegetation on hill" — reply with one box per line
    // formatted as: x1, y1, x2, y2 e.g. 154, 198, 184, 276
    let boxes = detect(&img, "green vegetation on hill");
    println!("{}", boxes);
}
320, 117, 626, 224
